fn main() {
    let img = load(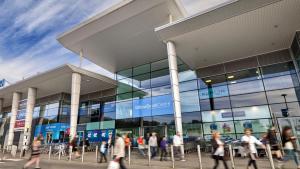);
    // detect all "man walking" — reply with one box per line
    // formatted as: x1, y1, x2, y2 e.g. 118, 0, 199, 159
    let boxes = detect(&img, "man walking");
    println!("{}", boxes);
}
149, 132, 158, 159
113, 133, 127, 169
173, 131, 184, 161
